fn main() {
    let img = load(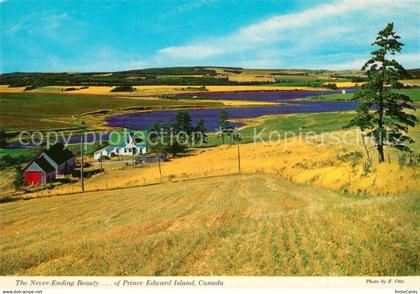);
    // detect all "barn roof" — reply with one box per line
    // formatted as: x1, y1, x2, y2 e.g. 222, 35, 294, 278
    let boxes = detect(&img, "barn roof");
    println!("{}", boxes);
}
43, 143, 75, 165
32, 157, 55, 173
